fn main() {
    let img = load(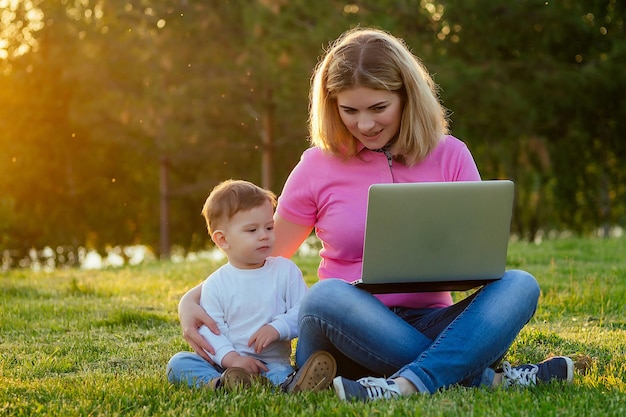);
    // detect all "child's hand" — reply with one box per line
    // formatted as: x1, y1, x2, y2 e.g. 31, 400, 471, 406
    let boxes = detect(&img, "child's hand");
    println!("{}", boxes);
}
248, 324, 280, 354
223, 353, 268, 374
